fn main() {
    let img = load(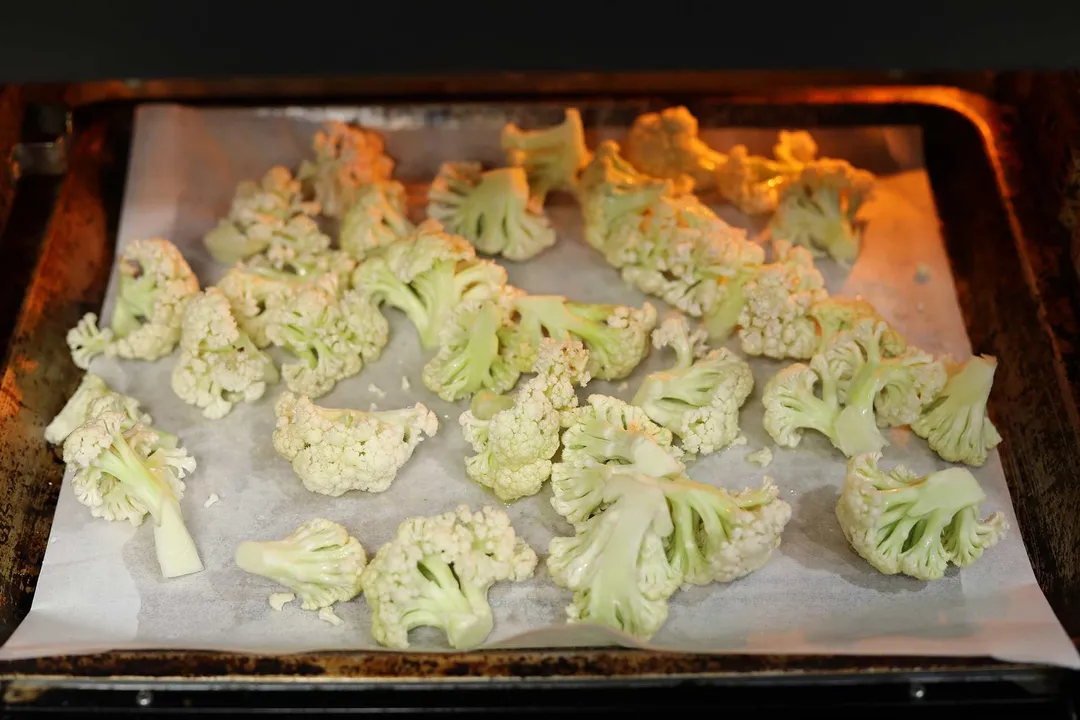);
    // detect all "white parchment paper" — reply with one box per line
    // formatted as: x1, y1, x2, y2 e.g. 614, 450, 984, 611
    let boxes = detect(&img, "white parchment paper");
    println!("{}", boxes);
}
3, 104, 1077, 668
